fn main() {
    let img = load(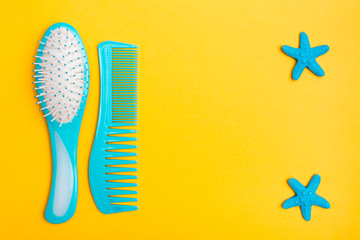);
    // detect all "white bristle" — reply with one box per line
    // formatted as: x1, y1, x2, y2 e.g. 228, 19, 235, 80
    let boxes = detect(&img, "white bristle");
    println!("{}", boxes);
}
34, 27, 88, 125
